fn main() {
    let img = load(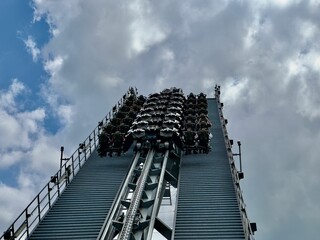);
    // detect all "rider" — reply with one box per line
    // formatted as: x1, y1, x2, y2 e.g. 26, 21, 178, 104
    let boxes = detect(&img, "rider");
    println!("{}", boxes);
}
197, 128, 210, 153
97, 131, 111, 157
183, 128, 197, 154
109, 131, 124, 157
